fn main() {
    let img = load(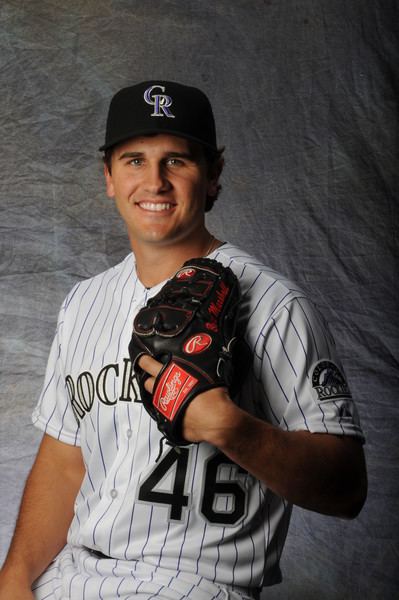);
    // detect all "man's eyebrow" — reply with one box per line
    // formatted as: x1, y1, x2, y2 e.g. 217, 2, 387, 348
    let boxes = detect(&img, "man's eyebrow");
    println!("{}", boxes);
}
118, 151, 144, 160
165, 151, 195, 159
117, 151, 196, 161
